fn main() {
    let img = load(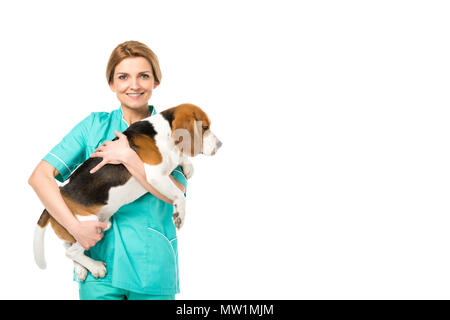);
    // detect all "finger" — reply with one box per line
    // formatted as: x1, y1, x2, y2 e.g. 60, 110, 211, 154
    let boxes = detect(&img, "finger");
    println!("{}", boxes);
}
90, 152, 103, 158
115, 130, 126, 139
96, 221, 108, 230
96, 142, 108, 151
90, 160, 106, 174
